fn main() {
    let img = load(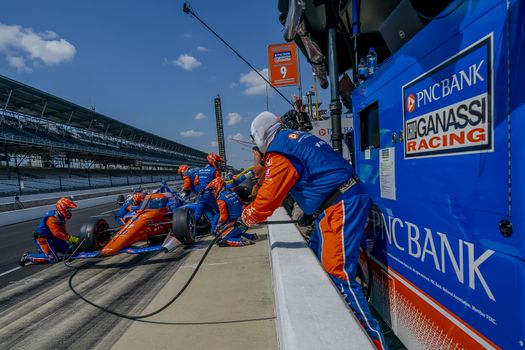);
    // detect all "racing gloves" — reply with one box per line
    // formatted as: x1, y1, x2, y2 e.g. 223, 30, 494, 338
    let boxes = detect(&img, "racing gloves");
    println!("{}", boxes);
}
297, 213, 314, 227
67, 235, 81, 245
